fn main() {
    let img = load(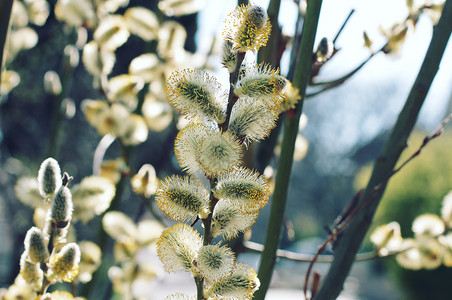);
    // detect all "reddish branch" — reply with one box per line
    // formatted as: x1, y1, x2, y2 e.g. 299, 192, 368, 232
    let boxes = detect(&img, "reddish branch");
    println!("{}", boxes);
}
303, 112, 452, 298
